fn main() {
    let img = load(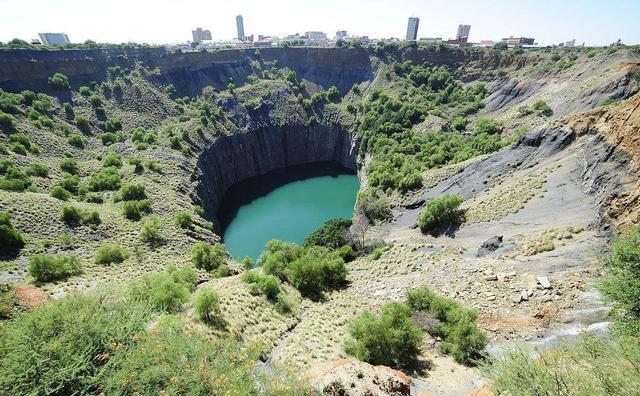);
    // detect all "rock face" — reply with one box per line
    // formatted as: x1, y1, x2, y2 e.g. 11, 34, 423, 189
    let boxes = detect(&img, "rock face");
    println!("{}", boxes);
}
306, 359, 411, 396
194, 123, 358, 228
